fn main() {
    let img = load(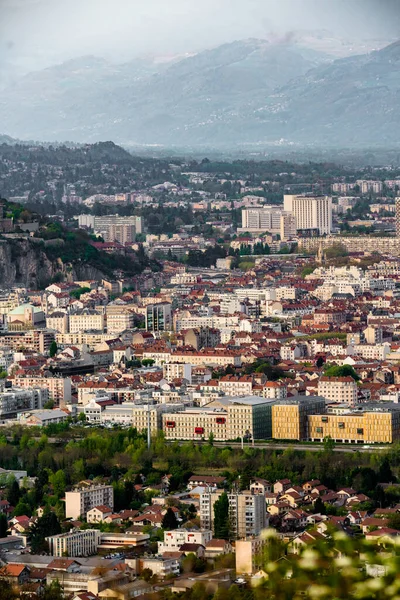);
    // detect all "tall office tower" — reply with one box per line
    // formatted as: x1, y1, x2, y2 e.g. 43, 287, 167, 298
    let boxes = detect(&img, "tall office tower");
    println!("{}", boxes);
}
284, 195, 332, 235
396, 198, 400, 237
